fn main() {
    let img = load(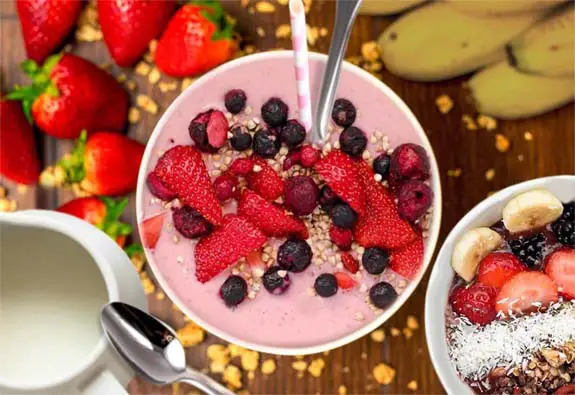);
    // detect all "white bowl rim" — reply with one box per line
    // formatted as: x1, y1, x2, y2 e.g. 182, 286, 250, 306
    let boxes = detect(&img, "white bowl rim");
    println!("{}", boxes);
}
425, 175, 575, 394
136, 50, 443, 356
